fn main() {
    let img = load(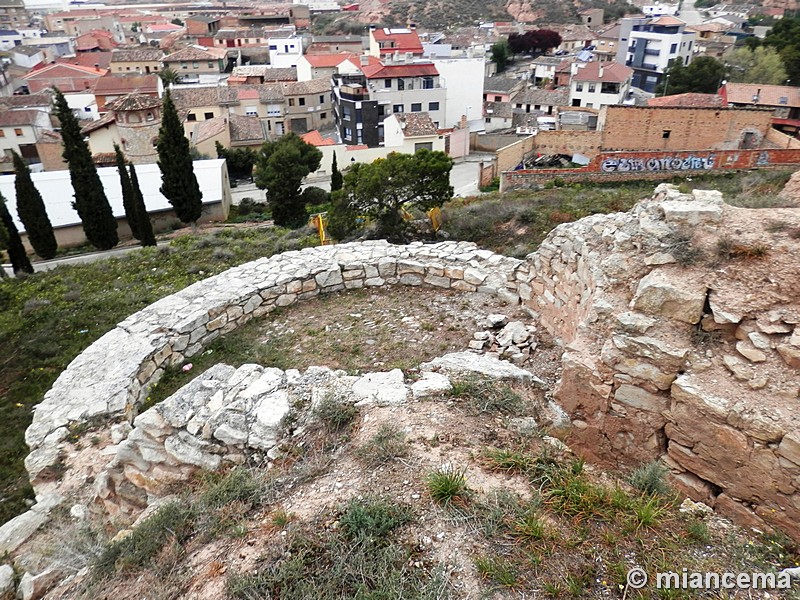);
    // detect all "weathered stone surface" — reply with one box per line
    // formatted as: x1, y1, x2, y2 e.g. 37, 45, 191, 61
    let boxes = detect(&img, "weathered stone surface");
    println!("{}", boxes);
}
164, 432, 221, 470
735, 340, 767, 363
486, 314, 508, 328
420, 352, 543, 385
410, 372, 452, 399
777, 344, 800, 368
613, 384, 667, 413
352, 370, 408, 405
615, 312, 656, 334
0, 564, 13, 597
495, 321, 529, 347
630, 270, 706, 324
660, 199, 723, 226
0, 510, 47, 555
17, 568, 64, 600
249, 390, 291, 450
778, 431, 800, 466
